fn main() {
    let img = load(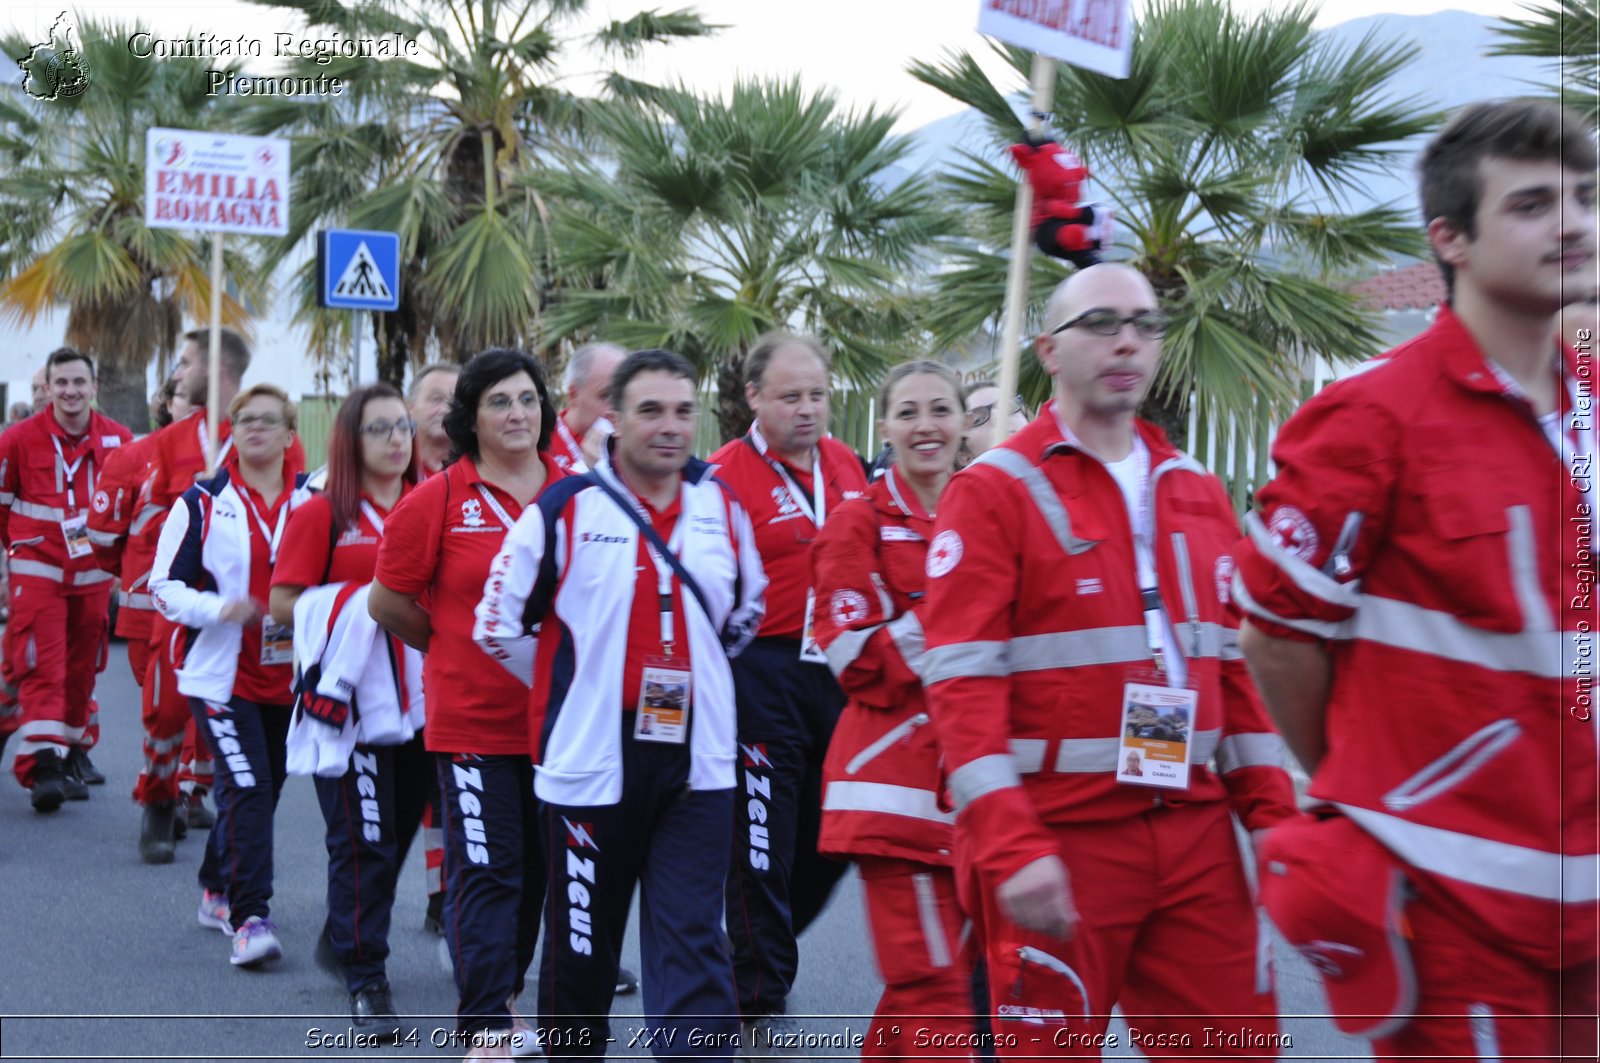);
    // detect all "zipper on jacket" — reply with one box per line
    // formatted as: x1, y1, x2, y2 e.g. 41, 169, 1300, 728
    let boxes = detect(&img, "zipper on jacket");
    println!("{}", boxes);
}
1323, 512, 1365, 579
1381, 718, 1522, 811
845, 712, 929, 775
1170, 531, 1201, 657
